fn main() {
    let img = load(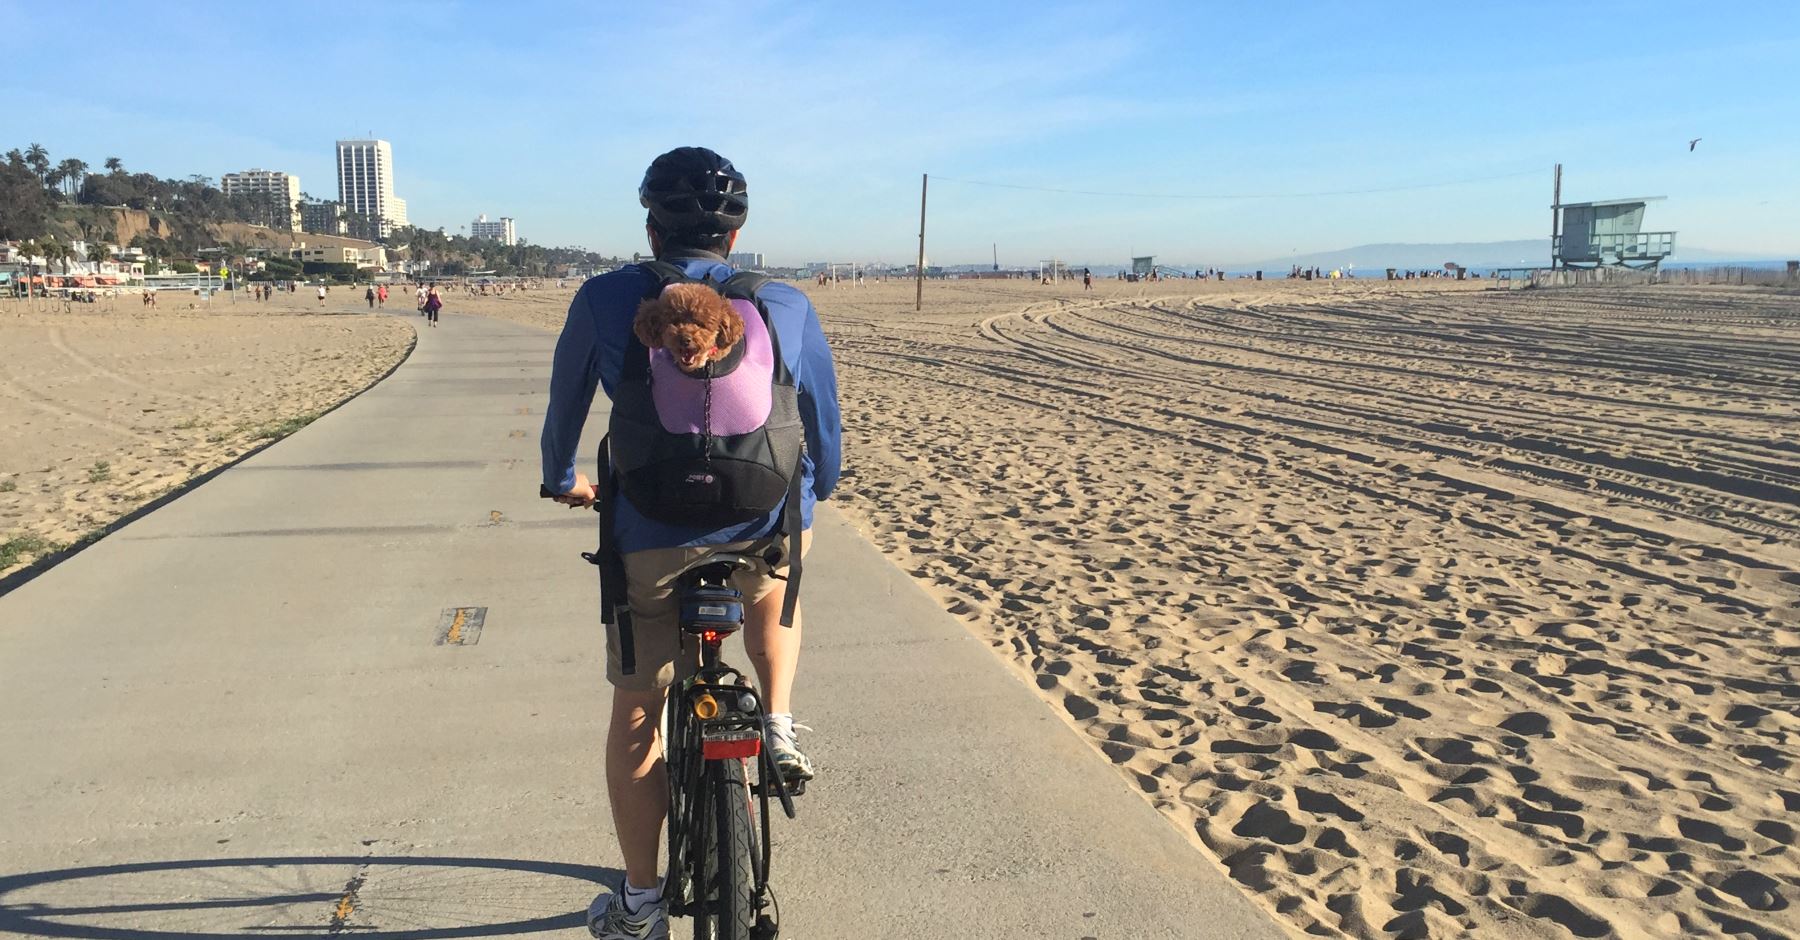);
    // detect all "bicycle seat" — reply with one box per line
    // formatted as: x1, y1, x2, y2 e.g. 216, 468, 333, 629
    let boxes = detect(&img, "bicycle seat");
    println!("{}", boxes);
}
674, 552, 761, 586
